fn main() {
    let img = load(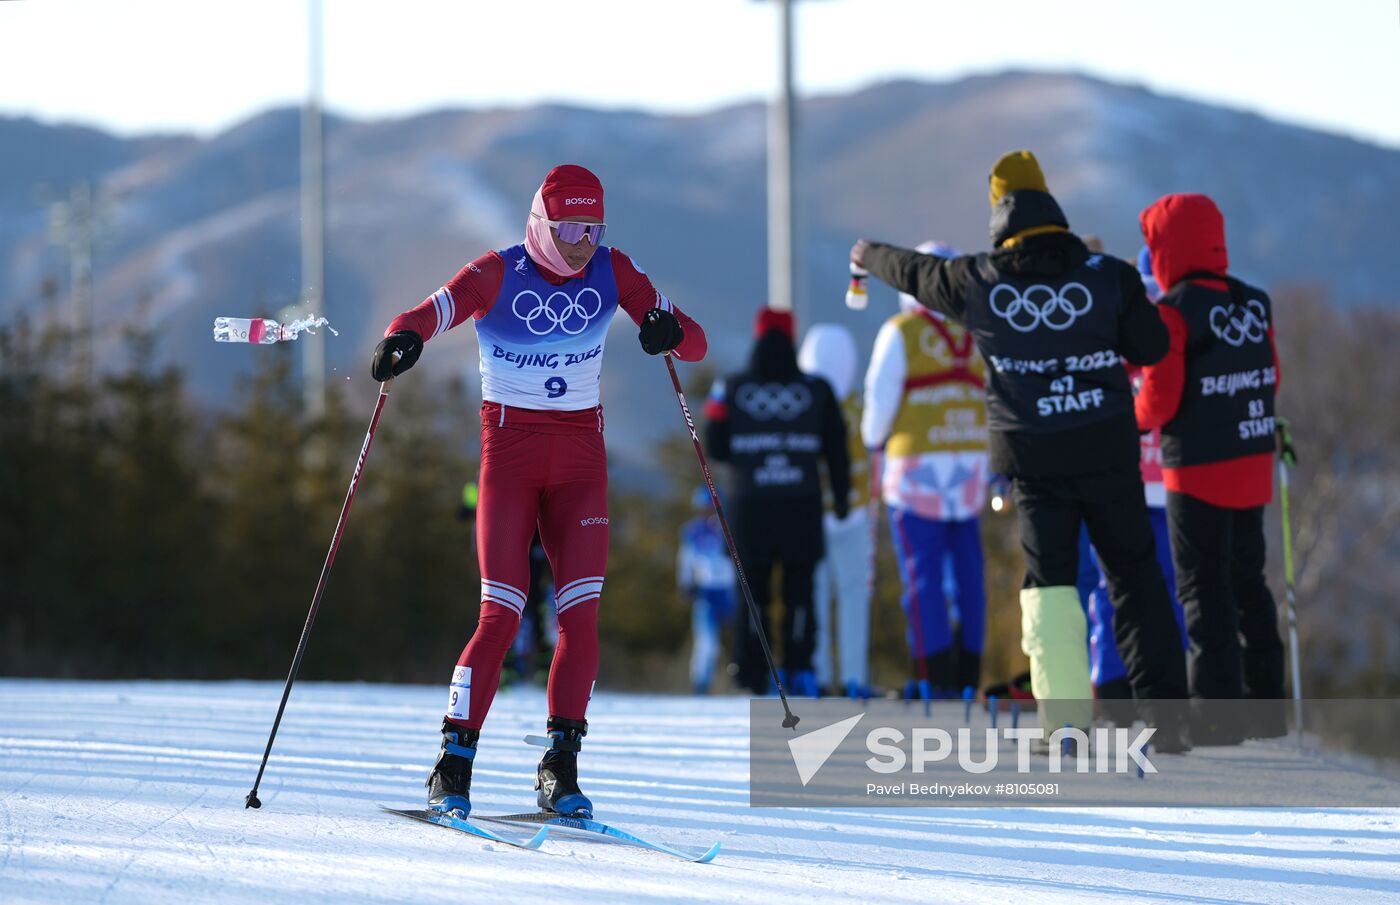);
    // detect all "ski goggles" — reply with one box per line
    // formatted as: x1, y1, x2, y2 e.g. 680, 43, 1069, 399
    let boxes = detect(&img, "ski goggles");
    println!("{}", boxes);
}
532, 212, 607, 246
